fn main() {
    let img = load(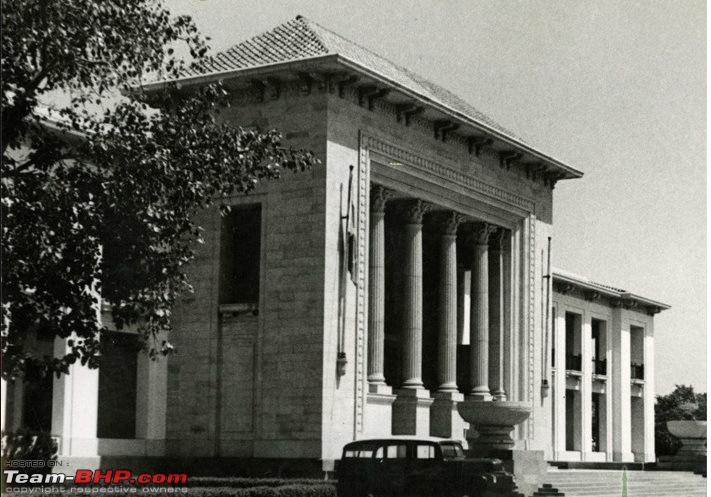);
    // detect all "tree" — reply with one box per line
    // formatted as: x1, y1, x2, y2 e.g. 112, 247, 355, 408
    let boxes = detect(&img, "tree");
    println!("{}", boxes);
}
1, 0, 319, 380
655, 384, 707, 456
